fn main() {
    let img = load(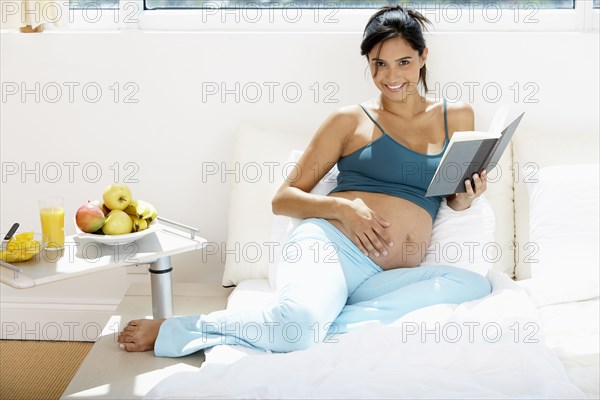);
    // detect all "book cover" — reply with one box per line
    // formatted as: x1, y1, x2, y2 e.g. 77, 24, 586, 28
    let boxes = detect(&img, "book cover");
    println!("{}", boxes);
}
425, 109, 525, 197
